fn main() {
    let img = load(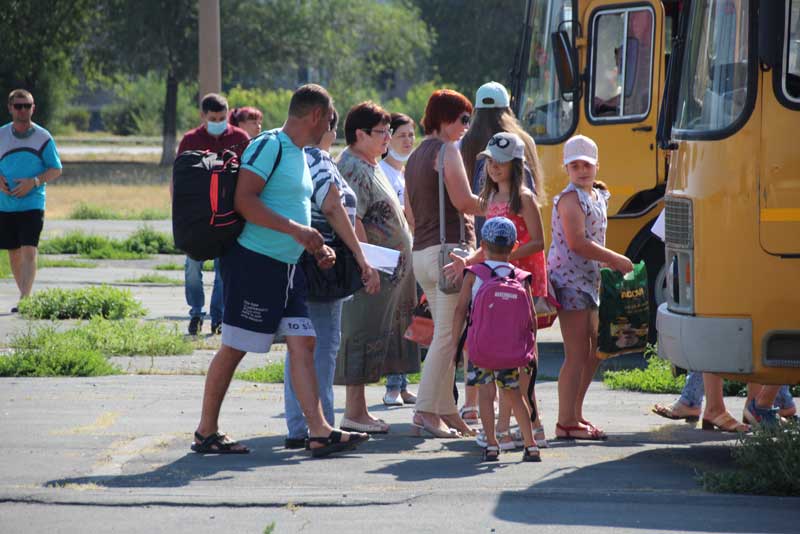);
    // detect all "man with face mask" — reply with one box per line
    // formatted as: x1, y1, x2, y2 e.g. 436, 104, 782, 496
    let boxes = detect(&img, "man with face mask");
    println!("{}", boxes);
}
176, 93, 250, 335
